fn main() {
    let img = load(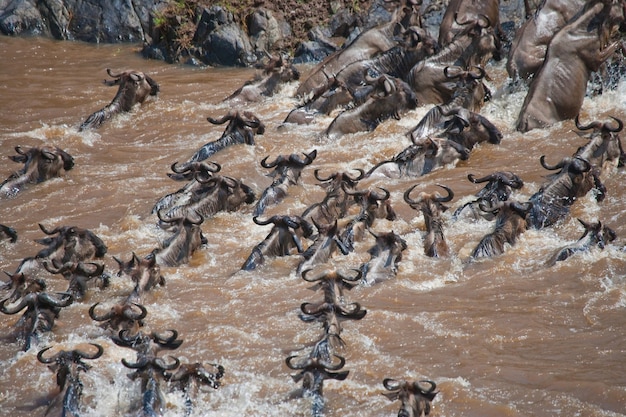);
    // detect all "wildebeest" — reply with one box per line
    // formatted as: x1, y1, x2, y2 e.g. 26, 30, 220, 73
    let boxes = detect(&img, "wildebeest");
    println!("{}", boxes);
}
113, 252, 165, 303
573, 115, 625, 176
253, 150, 317, 217
300, 268, 362, 305
546, 218, 617, 266
37, 344, 103, 417
297, 220, 350, 274
407, 15, 499, 106
164, 361, 225, 416
79, 68, 159, 131
339, 185, 396, 251
359, 229, 407, 286
89, 300, 148, 333
152, 161, 222, 215
186, 110, 265, 163
470, 200, 533, 259
0, 223, 18, 243
30, 223, 107, 267
325, 74, 418, 138
159, 173, 255, 221
507, 0, 588, 81
122, 353, 181, 417
453, 171, 524, 220
223, 54, 300, 103
284, 26, 436, 126
295, 13, 406, 98
438, 0, 502, 50
516, 2, 622, 132
285, 348, 349, 417
0, 291, 73, 351
366, 137, 470, 179
0, 271, 46, 304
42, 259, 107, 301
0, 145, 74, 199
382, 378, 438, 417
153, 210, 206, 267
404, 184, 454, 257
301, 169, 365, 226
241, 215, 314, 271
526, 156, 605, 229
